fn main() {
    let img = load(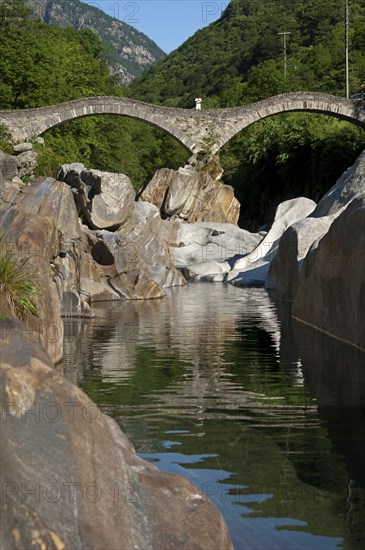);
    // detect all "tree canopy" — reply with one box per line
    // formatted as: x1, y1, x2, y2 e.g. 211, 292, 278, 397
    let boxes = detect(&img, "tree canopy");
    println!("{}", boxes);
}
127, 0, 365, 107
0, 0, 187, 189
